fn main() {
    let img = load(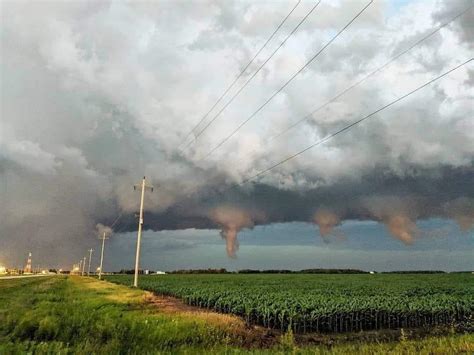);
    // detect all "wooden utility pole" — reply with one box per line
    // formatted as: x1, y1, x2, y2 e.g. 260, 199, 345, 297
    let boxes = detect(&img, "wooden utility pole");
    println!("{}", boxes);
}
98, 232, 109, 280
133, 176, 153, 287
87, 248, 93, 276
